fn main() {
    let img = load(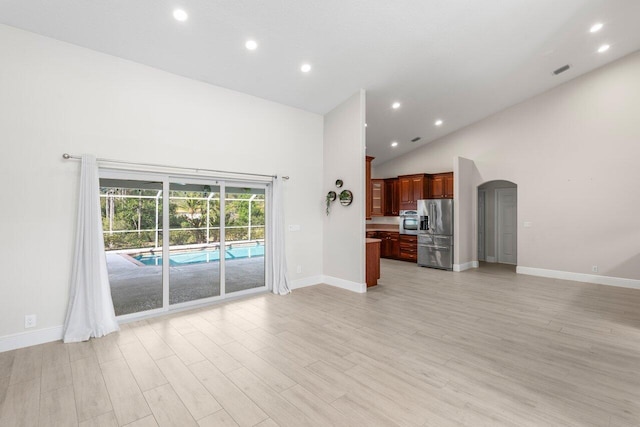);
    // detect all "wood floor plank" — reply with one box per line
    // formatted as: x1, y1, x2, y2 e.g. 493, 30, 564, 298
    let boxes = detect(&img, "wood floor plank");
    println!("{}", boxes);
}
197, 410, 239, 427
0, 377, 8, 405
9, 346, 43, 385
92, 334, 124, 365
280, 384, 345, 427
131, 323, 175, 361
40, 362, 73, 393
155, 355, 220, 420
182, 331, 242, 374
100, 358, 152, 425
118, 340, 167, 392
254, 346, 345, 404
39, 385, 78, 427
0, 351, 14, 379
221, 342, 296, 393
143, 384, 198, 427
189, 360, 268, 427
123, 415, 158, 427
113, 324, 141, 347
78, 411, 119, 427
225, 367, 310, 427
149, 323, 205, 366
71, 355, 113, 421
68, 341, 96, 362
0, 378, 40, 427
41, 341, 69, 369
